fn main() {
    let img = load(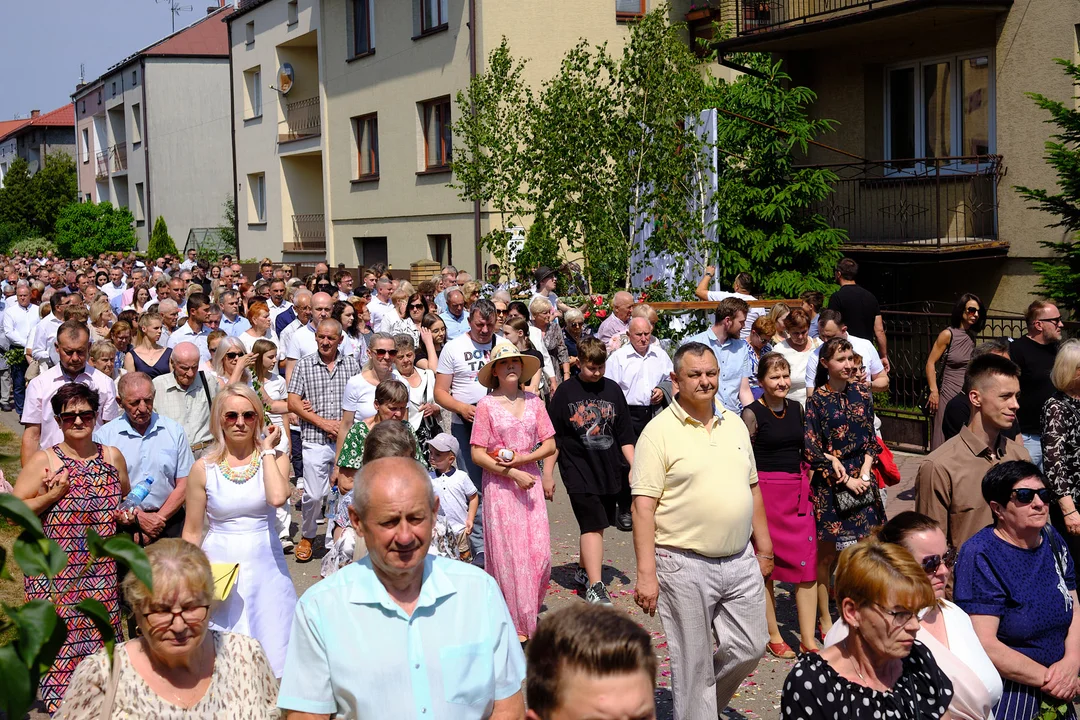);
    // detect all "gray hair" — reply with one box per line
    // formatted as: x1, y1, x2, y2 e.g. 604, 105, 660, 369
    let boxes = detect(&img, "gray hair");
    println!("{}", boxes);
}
492, 289, 511, 304
564, 308, 584, 325
376, 277, 392, 289
212, 336, 250, 382
16, 279, 30, 290
352, 457, 436, 520
117, 371, 154, 400
292, 288, 313, 303
317, 318, 343, 337
529, 296, 552, 315
157, 299, 179, 314
469, 298, 496, 322
362, 332, 396, 370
